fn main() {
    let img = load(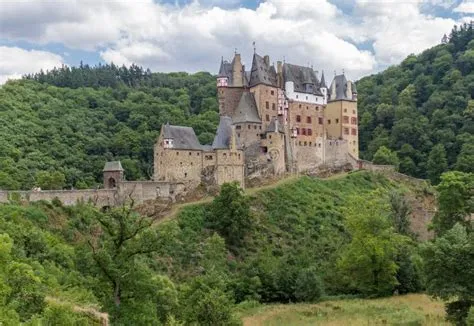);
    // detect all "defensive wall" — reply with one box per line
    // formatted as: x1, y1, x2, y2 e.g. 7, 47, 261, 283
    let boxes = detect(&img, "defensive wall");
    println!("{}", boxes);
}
0, 180, 186, 207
